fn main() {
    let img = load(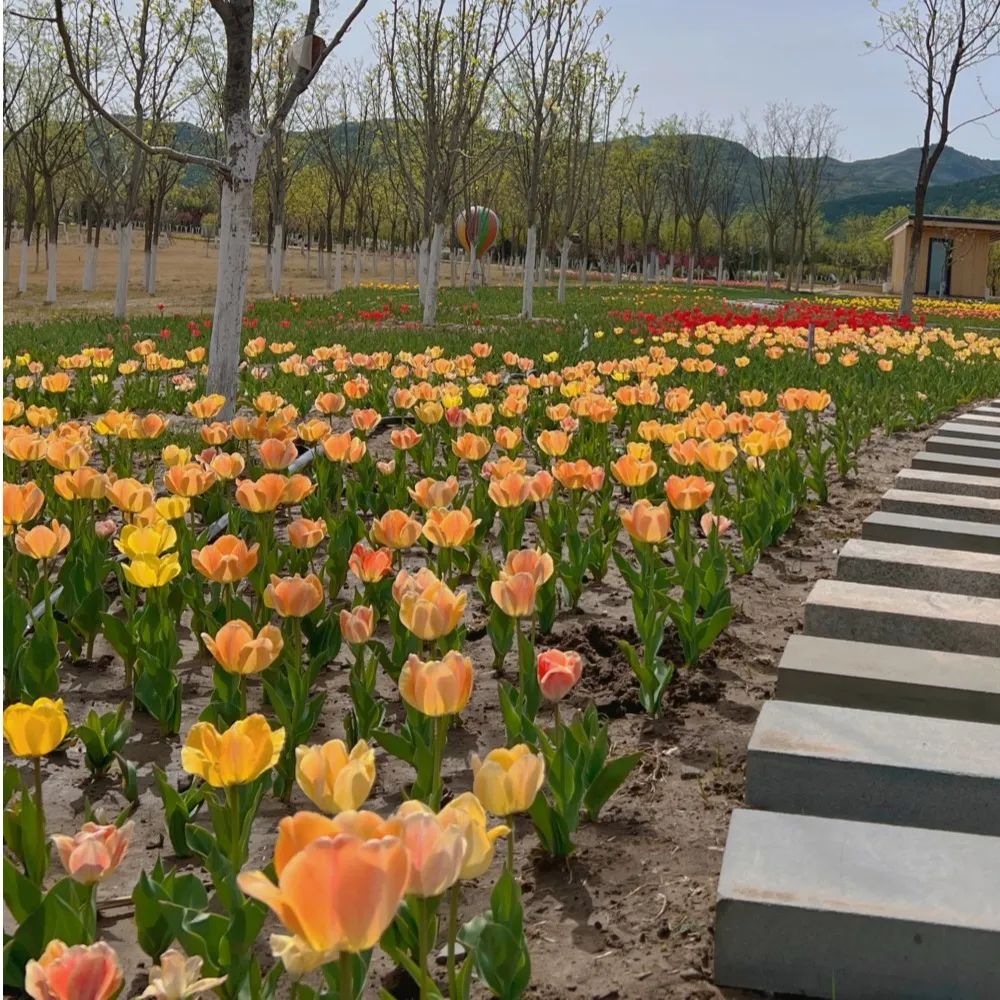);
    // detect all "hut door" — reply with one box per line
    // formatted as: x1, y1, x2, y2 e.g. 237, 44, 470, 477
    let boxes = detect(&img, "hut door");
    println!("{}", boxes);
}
926, 238, 952, 296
